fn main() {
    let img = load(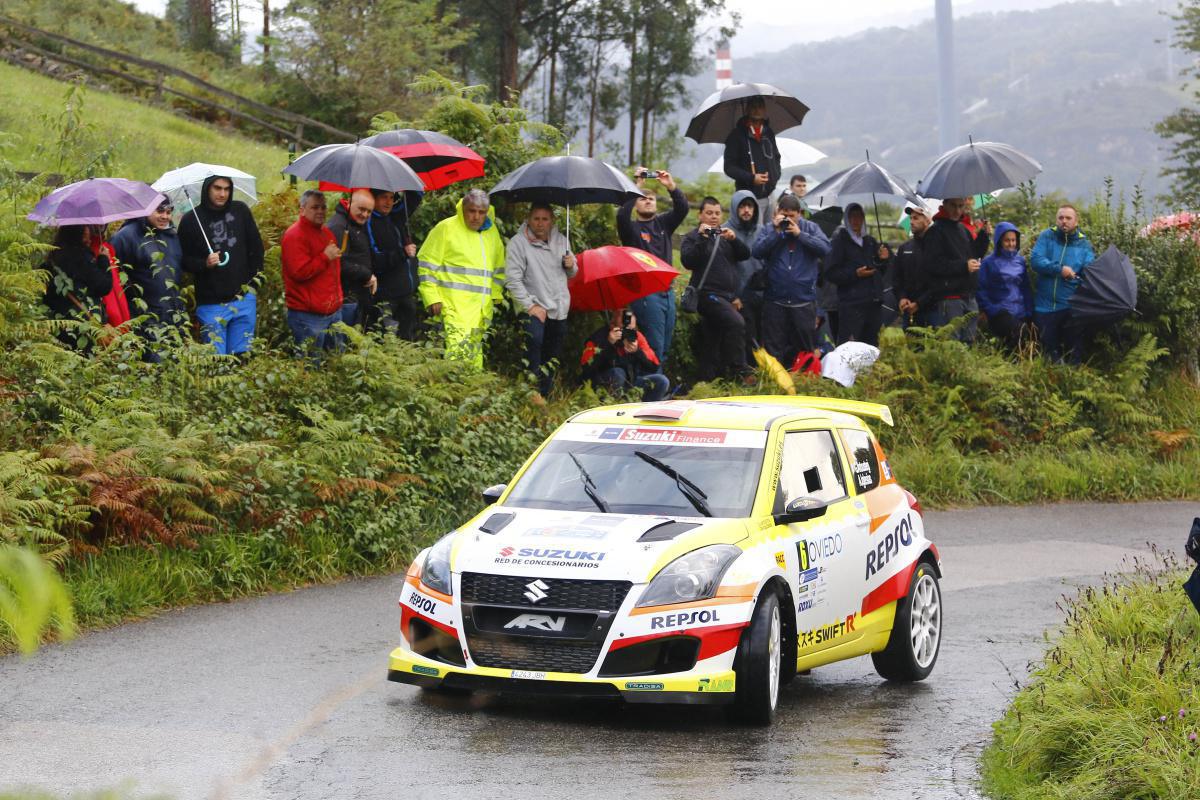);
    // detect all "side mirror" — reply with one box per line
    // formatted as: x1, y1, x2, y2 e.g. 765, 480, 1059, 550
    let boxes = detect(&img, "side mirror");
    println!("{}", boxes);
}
773, 496, 829, 526
482, 483, 507, 503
